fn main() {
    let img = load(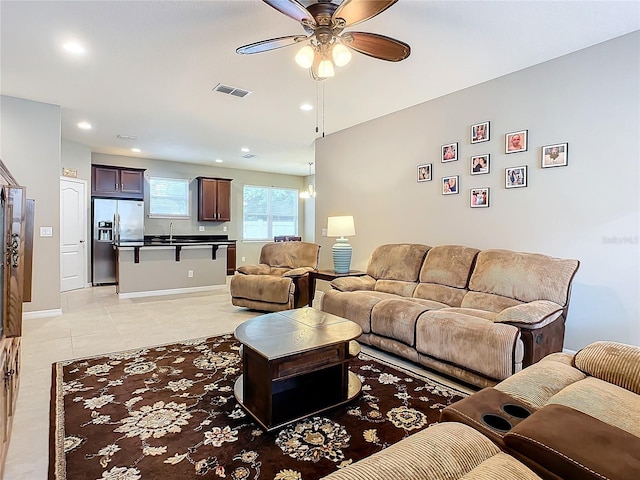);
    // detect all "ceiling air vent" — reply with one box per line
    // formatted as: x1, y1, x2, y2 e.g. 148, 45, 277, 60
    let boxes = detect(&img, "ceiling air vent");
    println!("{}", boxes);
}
213, 83, 252, 98
117, 134, 138, 140
242, 154, 257, 159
